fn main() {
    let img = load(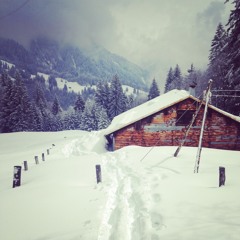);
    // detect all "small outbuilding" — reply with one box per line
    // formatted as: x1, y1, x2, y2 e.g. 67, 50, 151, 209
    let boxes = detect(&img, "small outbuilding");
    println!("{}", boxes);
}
104, 89, 240, 151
